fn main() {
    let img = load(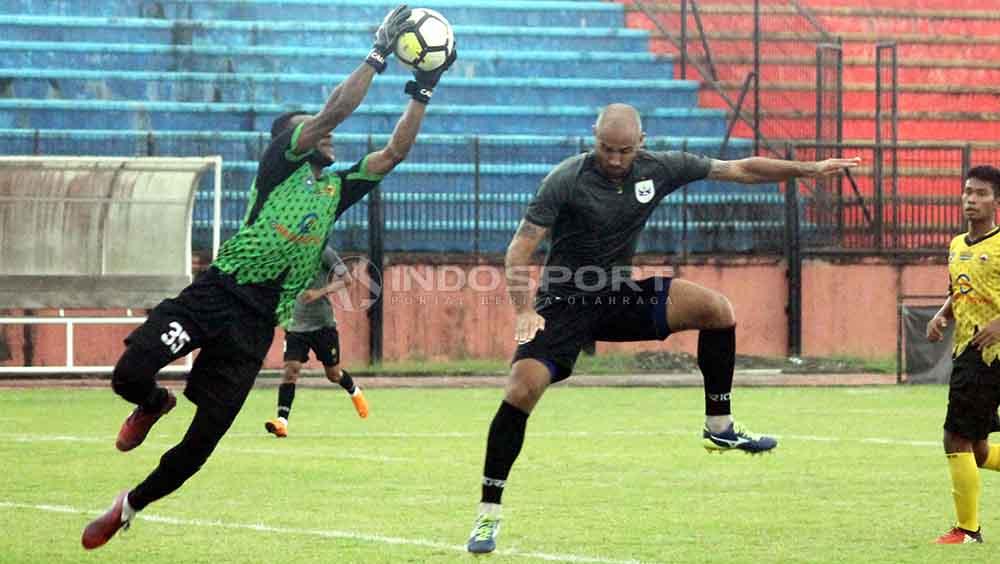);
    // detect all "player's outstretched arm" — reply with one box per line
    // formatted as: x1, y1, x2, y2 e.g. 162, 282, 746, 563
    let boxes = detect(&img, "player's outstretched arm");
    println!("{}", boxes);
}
298, 277, 349, 304
707, 156, 862, 184
506, 219, 549, 343
294, 5, 413, 153
365, 45, 457, 175
365, 100, 427, 175
298, 261, 353, 304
